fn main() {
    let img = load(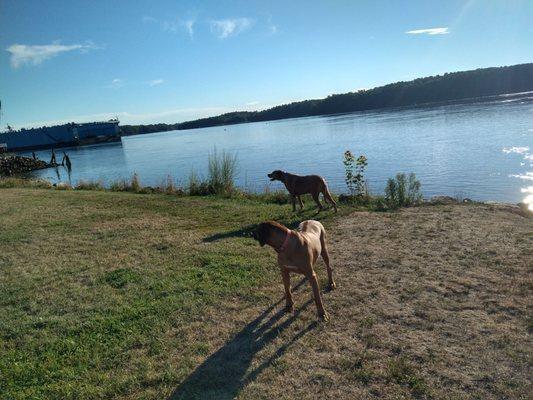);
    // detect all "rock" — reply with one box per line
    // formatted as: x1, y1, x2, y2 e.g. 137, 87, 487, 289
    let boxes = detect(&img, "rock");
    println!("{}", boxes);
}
0, 155, 52, 176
